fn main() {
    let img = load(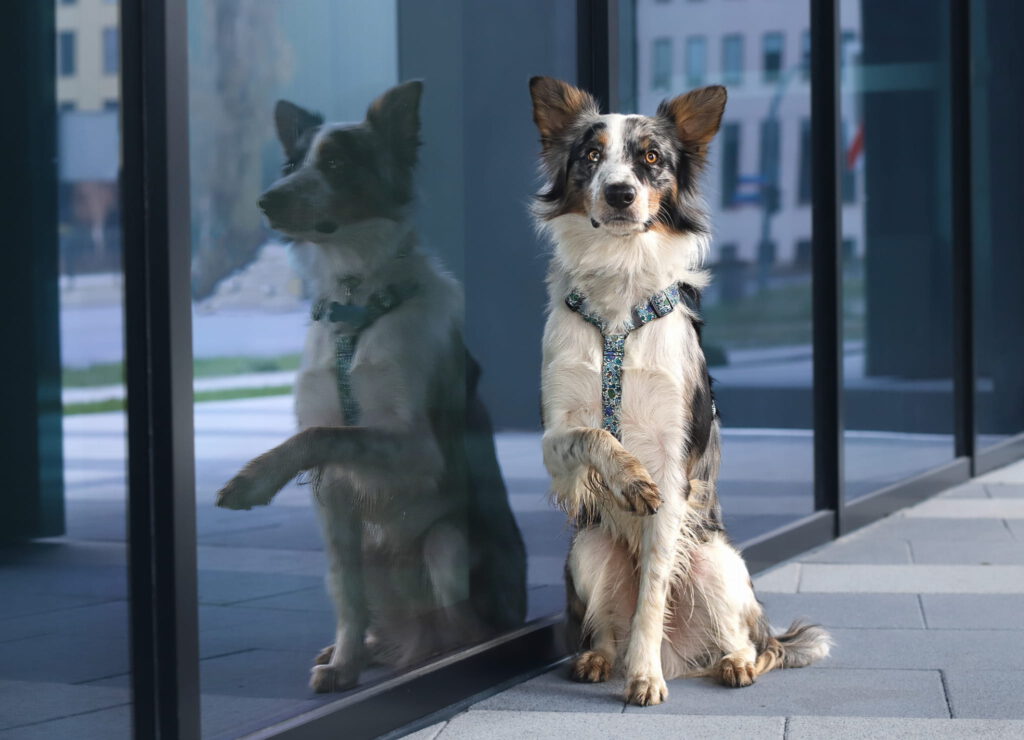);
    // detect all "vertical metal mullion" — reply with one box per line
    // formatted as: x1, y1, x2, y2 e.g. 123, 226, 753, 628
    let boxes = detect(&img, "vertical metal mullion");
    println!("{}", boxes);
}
121, 0, 200, 737
810, 0, 844, 533
950, 0, 975, 470
577, 0, 611, 112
